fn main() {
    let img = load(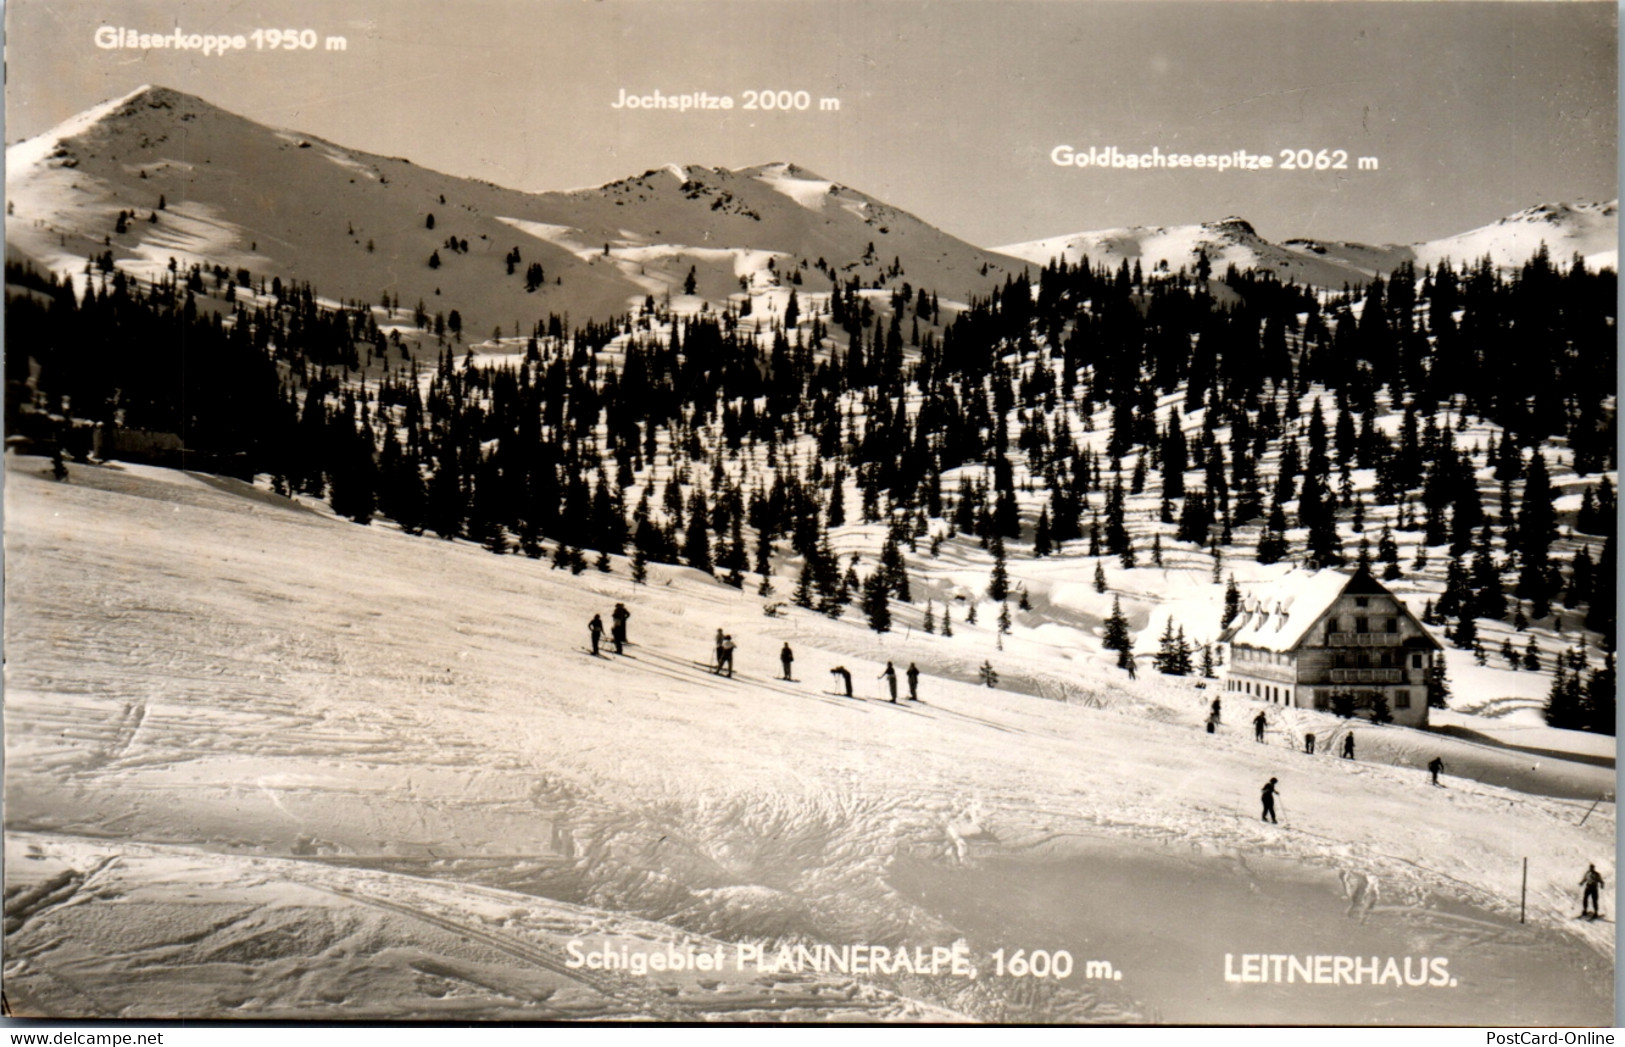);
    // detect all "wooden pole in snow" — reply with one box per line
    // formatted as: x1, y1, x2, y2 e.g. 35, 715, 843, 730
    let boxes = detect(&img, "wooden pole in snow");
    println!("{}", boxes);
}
1521, 858, 1528, 924
1579, 797, 1602, 827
